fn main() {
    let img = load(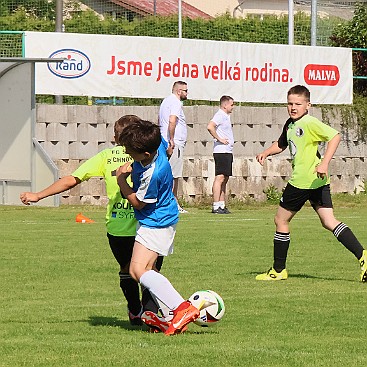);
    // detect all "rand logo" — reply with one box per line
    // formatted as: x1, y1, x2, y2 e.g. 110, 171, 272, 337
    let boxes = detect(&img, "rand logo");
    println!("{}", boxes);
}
47, 49, 91, 79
